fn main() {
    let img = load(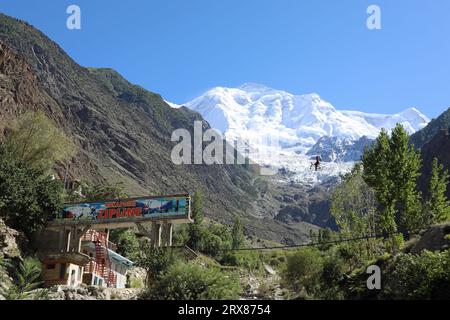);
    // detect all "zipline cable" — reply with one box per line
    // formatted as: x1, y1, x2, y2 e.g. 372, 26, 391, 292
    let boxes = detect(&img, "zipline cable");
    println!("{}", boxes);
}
228, 223, 435, 251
